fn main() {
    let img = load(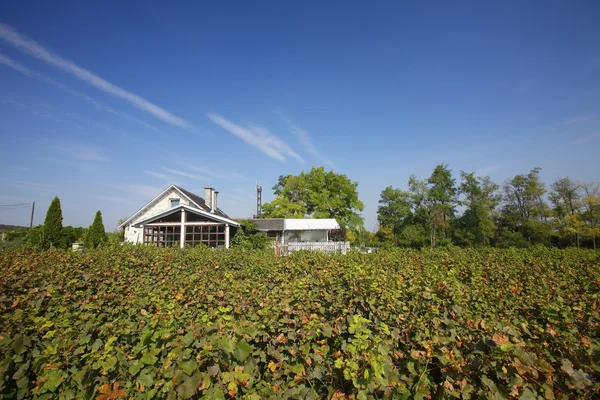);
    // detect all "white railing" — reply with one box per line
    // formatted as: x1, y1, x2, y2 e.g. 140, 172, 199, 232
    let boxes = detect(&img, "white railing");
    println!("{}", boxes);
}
275, 241, 351, 255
